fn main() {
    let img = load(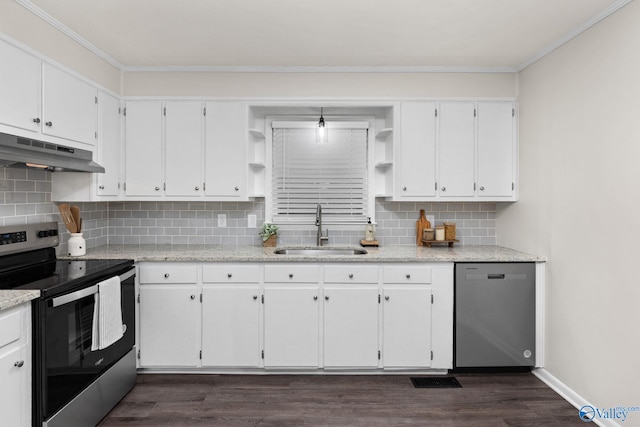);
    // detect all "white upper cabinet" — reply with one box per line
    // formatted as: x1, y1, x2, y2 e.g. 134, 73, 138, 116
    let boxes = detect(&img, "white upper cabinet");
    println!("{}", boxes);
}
124, 101, 163, 196
96, 91, 122, 197
0, 39, 41, 133
477, 102, 516, 198
397, 102, 437, 199
41, 64, 97, 145
438, 103, 475, 197
165, 101, 205, 197
205, 102, 247, 199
